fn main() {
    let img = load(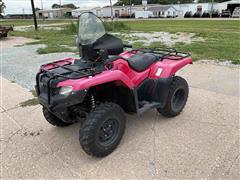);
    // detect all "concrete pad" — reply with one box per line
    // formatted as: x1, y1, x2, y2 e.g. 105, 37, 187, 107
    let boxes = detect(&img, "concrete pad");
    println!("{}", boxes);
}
6, 105, 47, 130
182, 87, 239, 127
208, 136, 240, 179
0, 112, 21, 141
48, 110, 156, 179
1, 129, 77, 179
0, 106, 5, 112
178, 63, 240, 97
1, 77, 34, 110
153, 119, 239, 179
6, 105, 81, 152
52, 110, 158, 179
223, 154, 240, 179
